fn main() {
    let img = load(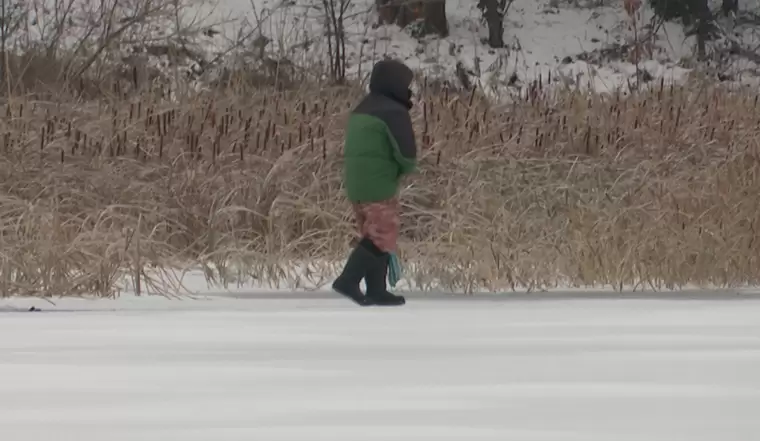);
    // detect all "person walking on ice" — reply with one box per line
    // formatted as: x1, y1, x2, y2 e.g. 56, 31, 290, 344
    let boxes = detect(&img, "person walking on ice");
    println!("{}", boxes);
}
332, 59, 417, 306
